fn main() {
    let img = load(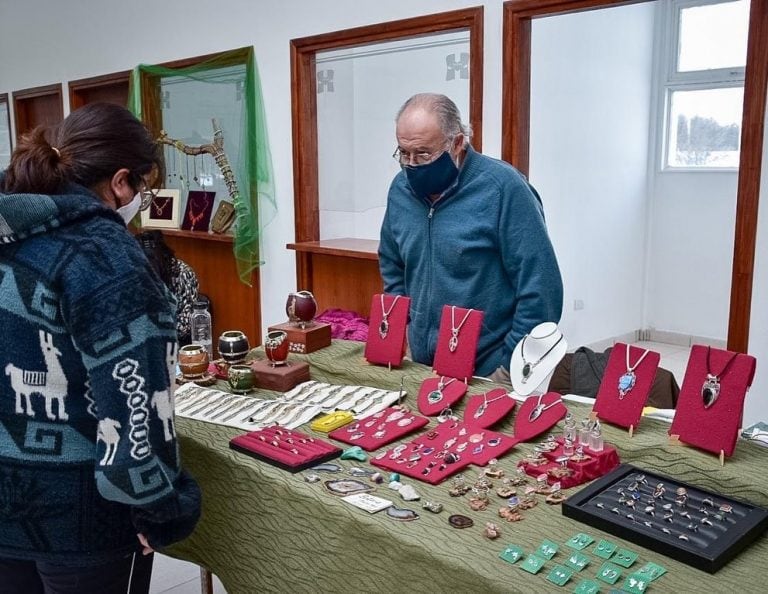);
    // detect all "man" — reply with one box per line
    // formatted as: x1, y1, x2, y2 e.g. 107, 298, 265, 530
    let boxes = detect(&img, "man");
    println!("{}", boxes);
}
378, 93, 563, 379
